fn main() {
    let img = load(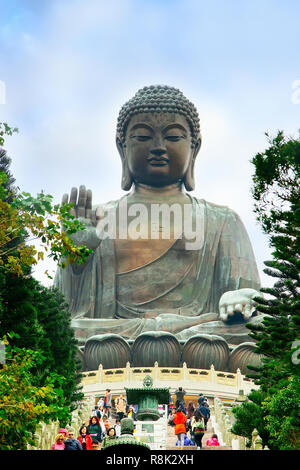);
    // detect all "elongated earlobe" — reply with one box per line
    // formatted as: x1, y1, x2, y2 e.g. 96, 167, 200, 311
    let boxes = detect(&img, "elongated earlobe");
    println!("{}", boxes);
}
183, 137, 201, 191
116, 137, 133, 191
121, 158, 133, 191
183, 158, 195, 191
